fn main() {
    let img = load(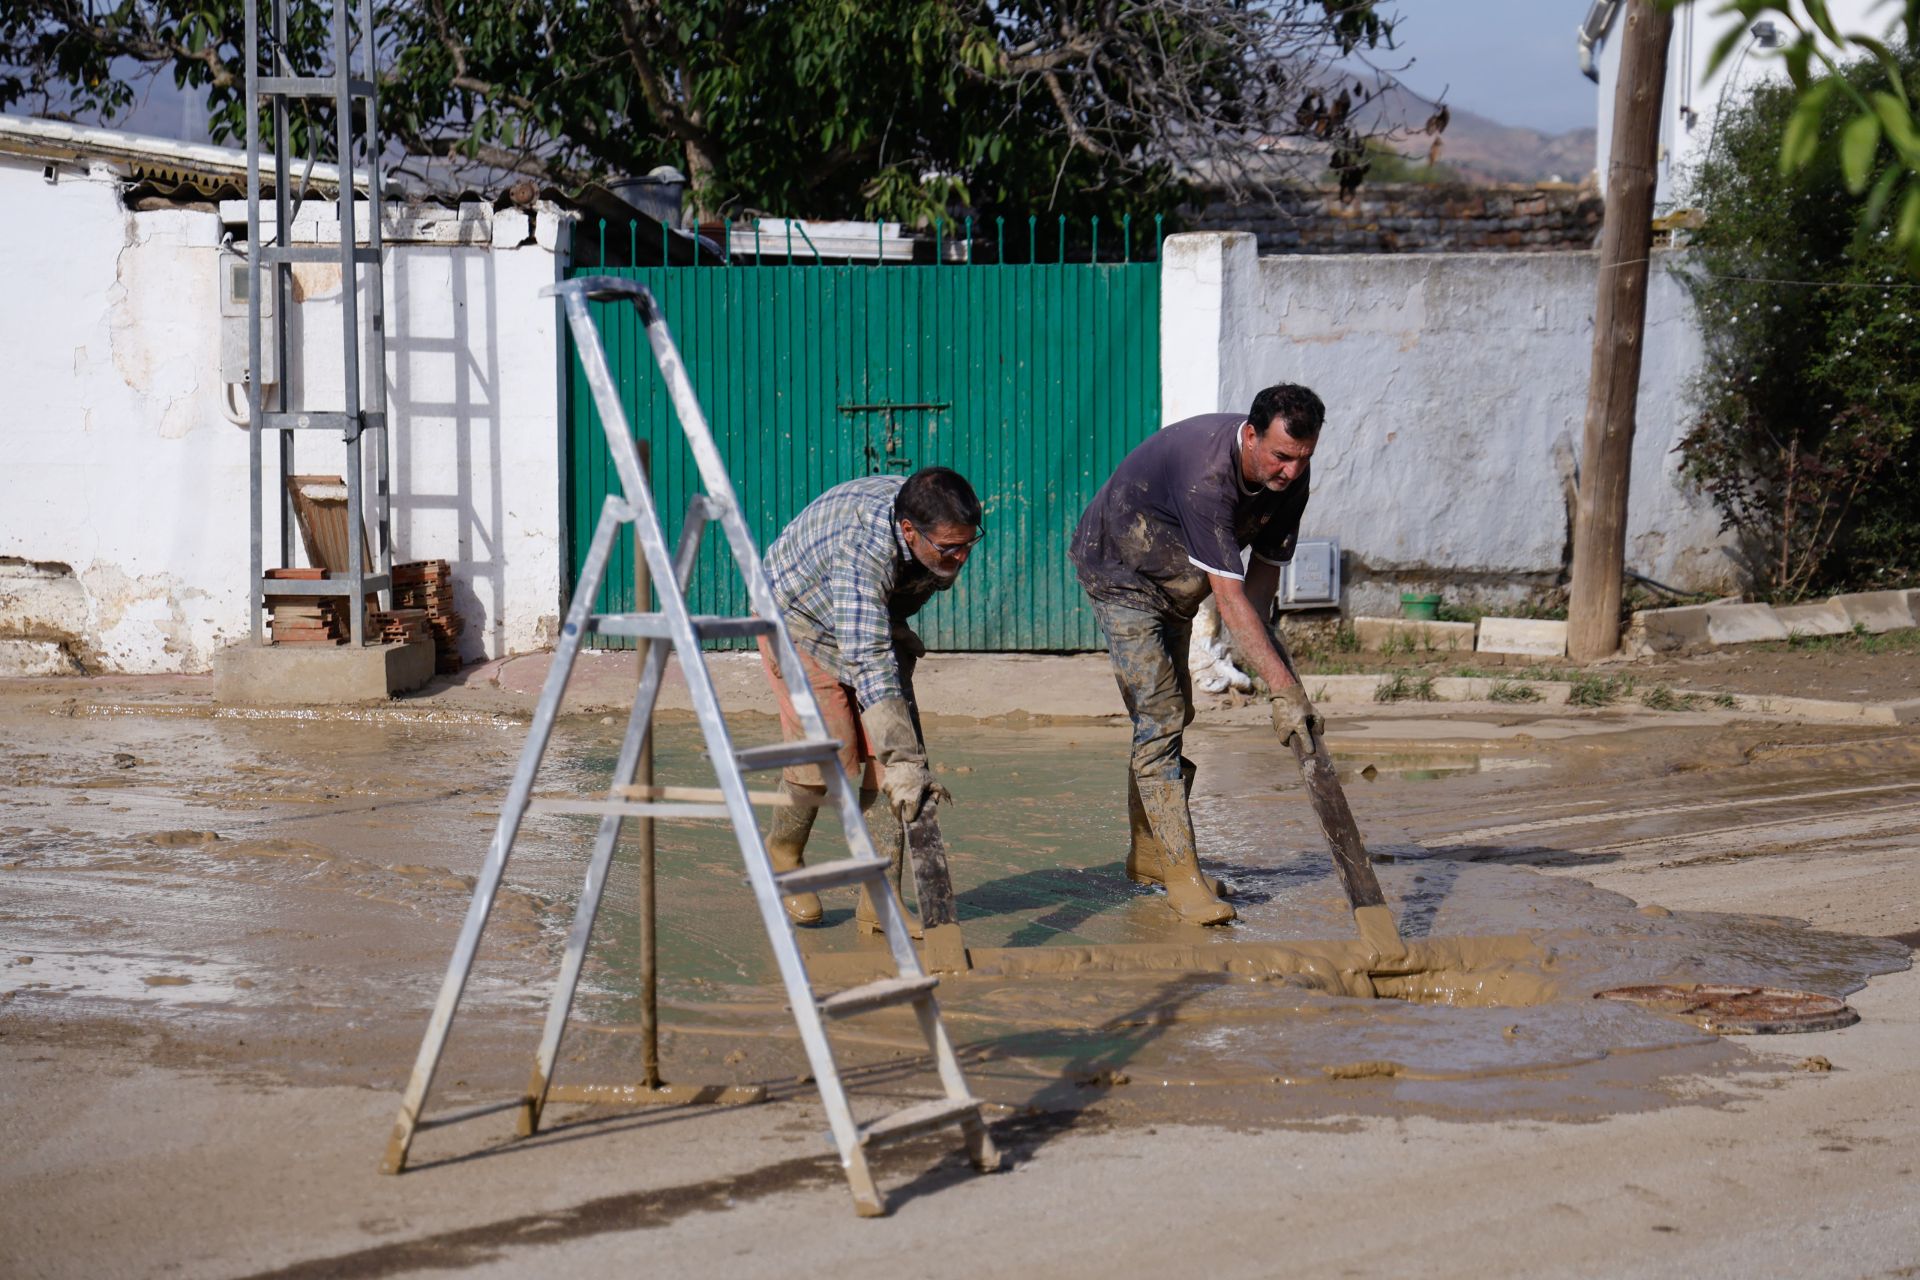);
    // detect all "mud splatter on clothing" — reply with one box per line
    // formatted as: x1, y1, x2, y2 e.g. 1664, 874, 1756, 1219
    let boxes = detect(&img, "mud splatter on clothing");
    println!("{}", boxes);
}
1070, 413, 1309, 619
